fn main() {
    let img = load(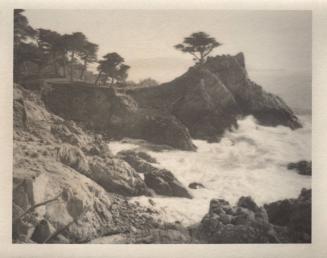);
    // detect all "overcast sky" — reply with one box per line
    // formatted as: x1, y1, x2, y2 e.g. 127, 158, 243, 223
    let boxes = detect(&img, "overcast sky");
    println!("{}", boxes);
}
25, 10, 311, 84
